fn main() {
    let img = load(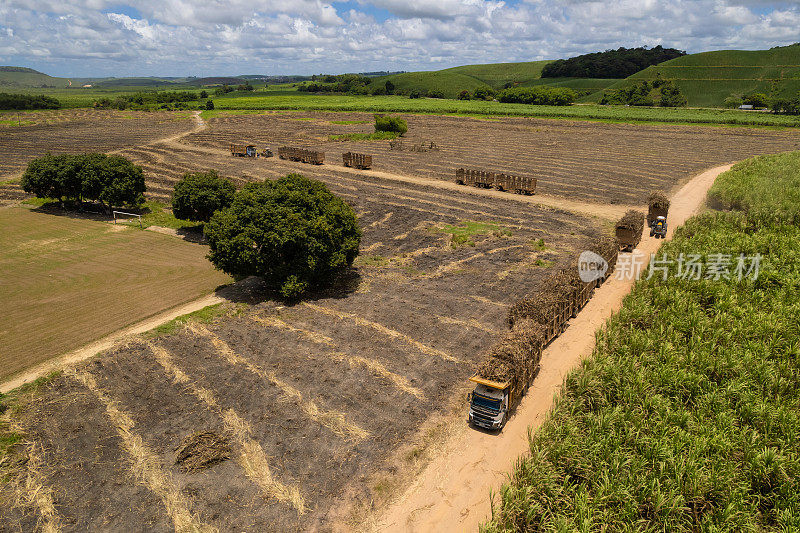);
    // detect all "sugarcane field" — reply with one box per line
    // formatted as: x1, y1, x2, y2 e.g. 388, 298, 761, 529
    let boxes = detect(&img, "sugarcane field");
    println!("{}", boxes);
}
4, 16, 800, 532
